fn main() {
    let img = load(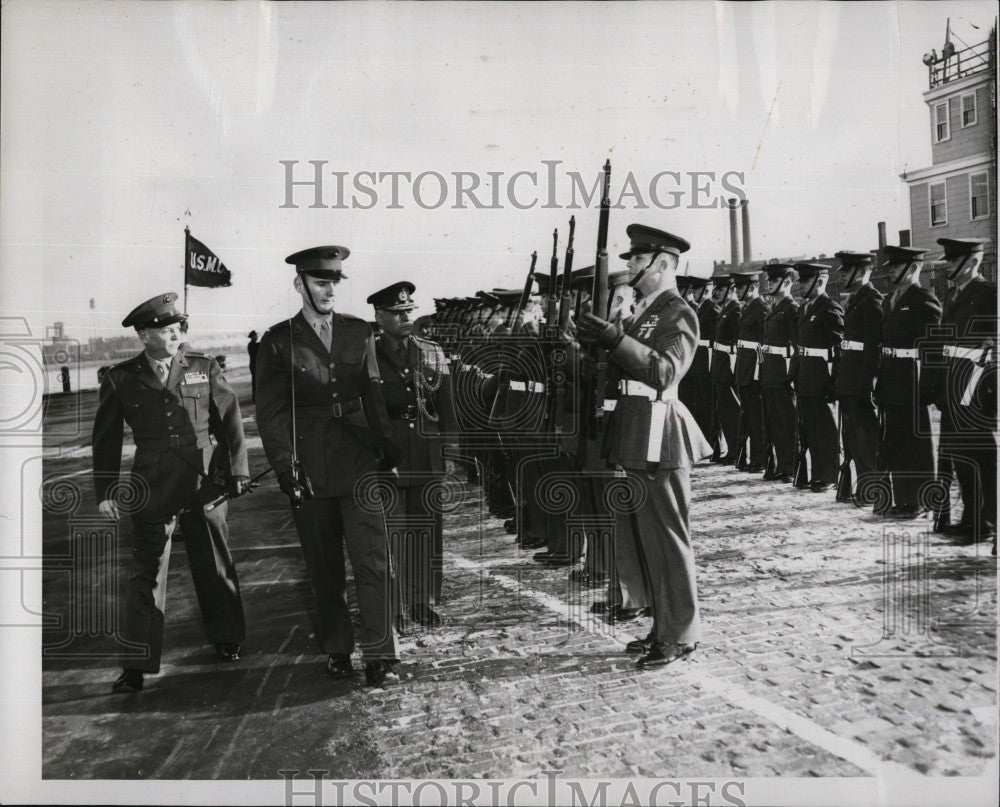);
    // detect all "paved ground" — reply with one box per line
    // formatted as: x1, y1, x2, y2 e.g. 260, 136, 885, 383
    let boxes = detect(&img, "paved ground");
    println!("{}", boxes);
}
38, 373, 997, 782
